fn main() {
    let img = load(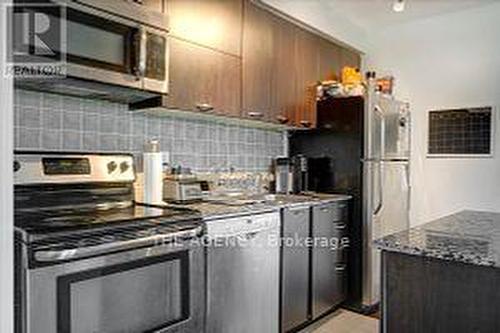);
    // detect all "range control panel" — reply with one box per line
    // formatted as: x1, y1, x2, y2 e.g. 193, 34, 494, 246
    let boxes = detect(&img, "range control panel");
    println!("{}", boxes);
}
14, 153, 135, 185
